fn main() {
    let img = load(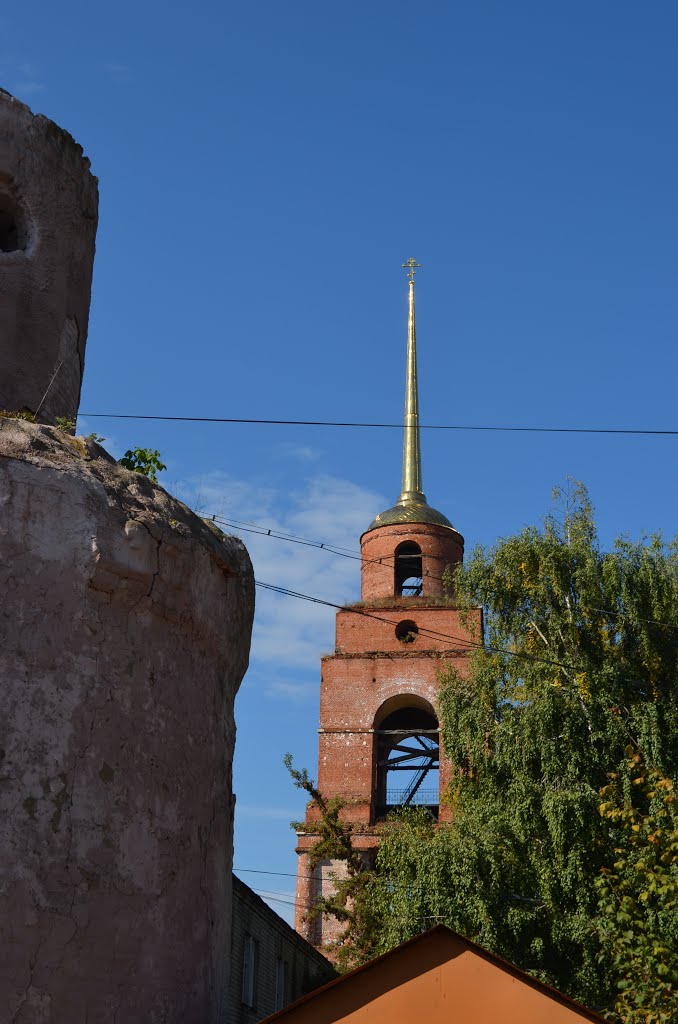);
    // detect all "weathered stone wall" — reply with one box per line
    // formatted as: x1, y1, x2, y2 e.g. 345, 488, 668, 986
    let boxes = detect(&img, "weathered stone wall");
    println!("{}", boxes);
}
0, 419, 255, 1023
0, 90, 98, 424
